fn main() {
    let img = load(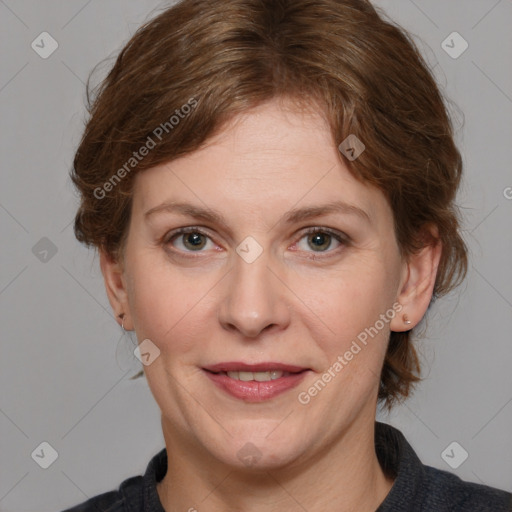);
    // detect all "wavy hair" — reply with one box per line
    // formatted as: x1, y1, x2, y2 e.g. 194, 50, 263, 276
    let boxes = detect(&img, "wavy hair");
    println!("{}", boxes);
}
71, 0, 468, 407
